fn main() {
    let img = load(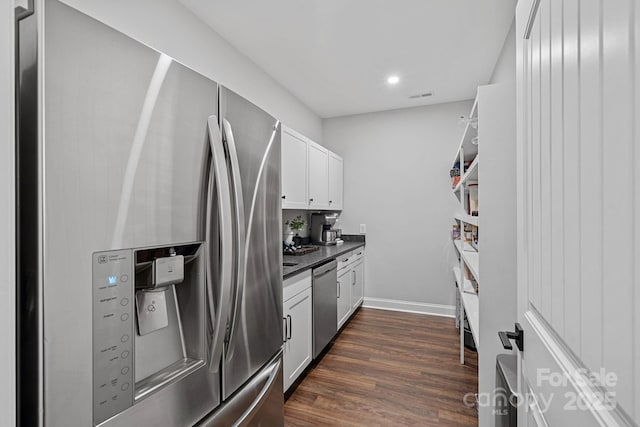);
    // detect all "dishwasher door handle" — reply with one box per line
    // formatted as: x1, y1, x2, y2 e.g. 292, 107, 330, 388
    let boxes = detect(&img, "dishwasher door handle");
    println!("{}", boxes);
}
314, 268, 335, 279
